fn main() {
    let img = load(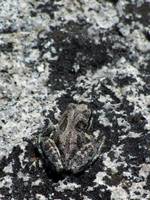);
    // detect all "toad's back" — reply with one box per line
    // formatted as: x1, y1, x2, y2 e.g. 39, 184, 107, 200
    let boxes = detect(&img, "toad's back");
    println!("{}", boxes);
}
56, 103, 91, 163
58, 129, 78, 162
